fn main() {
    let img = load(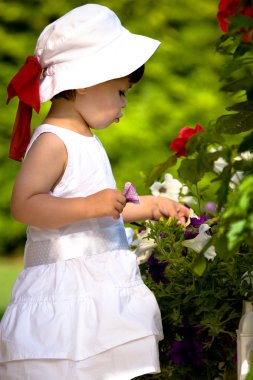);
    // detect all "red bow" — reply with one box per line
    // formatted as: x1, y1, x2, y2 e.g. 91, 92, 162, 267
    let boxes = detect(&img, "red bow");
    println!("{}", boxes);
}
7, 56, 42, 161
